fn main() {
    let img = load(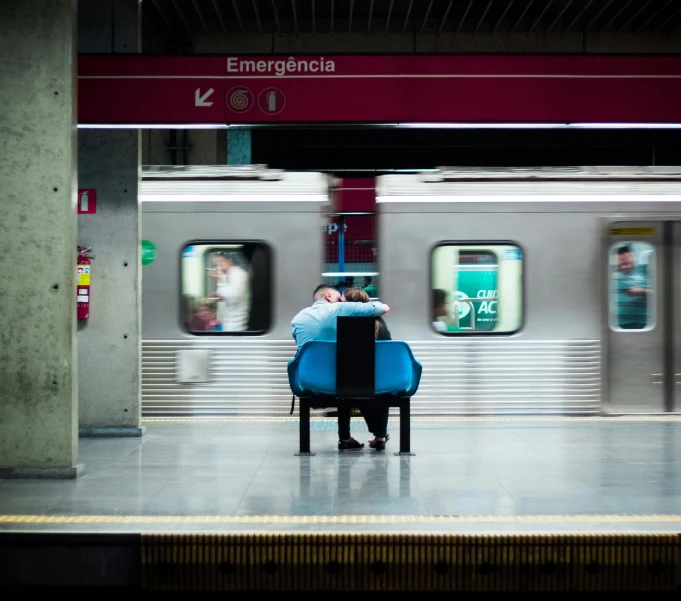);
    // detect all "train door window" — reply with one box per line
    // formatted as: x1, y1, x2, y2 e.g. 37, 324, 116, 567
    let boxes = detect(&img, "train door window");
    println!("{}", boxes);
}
608, 241, 655, 331
431, 244, 523, 335
181, 242, 272, 335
